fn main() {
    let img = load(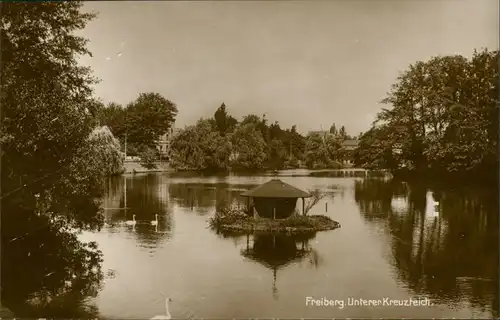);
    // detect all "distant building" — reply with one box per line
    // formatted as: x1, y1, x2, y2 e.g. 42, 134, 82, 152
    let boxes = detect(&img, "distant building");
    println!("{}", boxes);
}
342, 139, 360, 151
155, 125, 179, 159
341, 139, 360, 166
